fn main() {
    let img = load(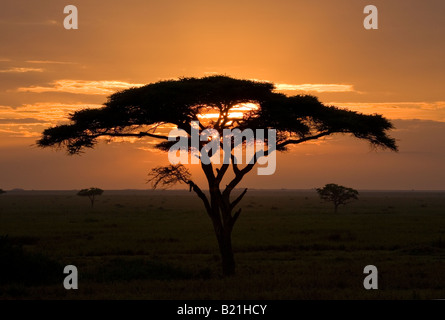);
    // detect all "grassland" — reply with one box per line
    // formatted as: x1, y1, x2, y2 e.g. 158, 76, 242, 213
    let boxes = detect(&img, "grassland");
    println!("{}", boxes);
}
1, 189, 445, 299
